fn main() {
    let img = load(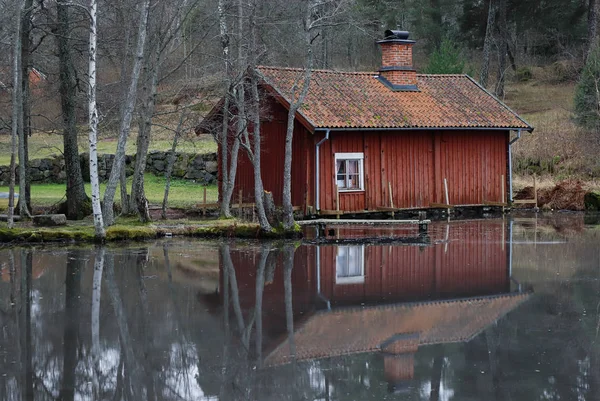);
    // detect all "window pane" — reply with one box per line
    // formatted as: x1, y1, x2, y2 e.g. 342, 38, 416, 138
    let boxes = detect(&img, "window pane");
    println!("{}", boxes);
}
336, 160, 346, 175
347, 160, 359, 174
347, 174, 360, 189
